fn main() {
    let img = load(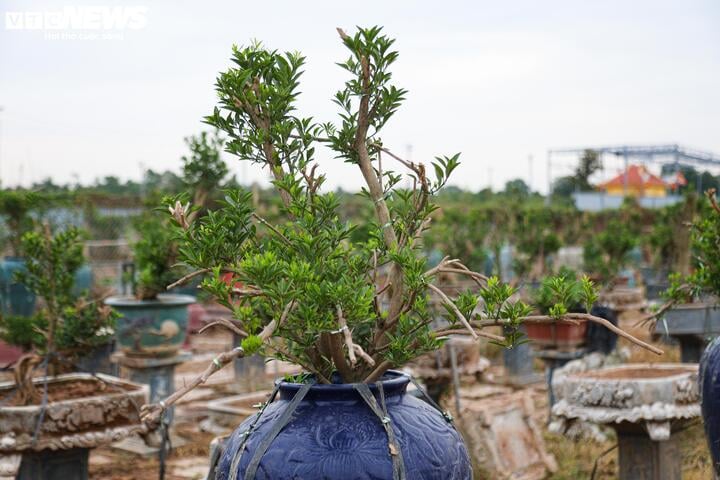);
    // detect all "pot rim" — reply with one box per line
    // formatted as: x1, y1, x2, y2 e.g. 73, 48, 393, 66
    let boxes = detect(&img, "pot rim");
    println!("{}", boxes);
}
566, 362, 698, 383
105, 293, 196, 307
276, 369, 410, 399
